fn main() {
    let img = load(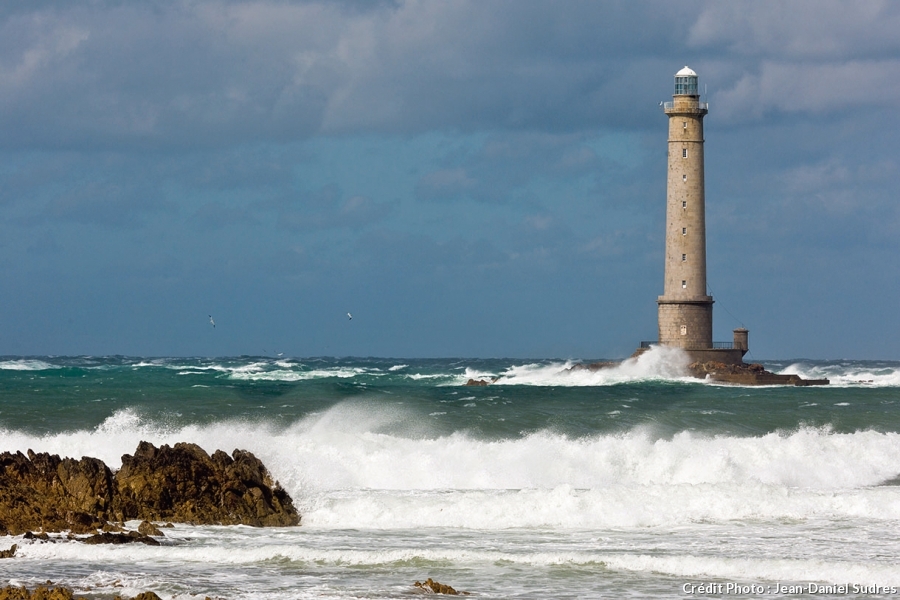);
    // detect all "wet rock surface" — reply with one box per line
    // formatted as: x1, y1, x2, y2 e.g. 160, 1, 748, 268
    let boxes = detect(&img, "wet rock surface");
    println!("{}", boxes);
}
81, 531, 160, 546
688, 361, 829, 386
114, 442, 299, 526
414, 578, 470, 595
0, 451, 115, 536
0, 586, 177, 600
0, 442, 299, 535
